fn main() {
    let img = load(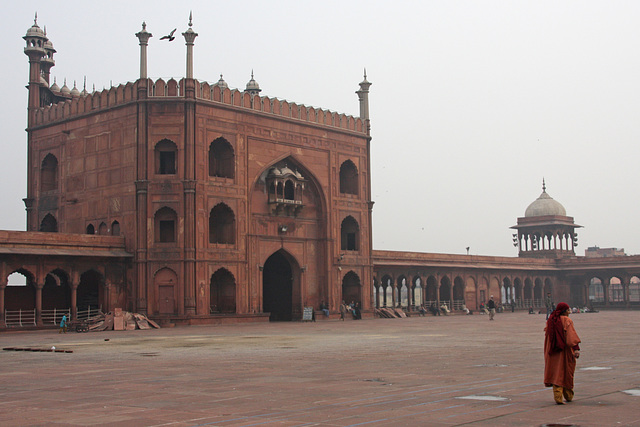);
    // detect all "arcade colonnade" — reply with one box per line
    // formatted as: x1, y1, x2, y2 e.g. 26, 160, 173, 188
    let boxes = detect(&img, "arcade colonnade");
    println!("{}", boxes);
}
372, 251, 640, 312
372, 270, 553, 311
